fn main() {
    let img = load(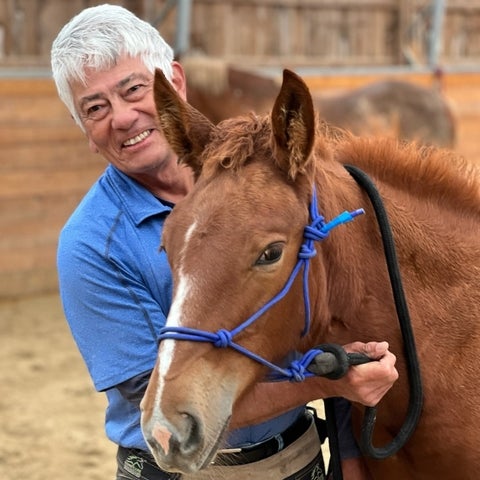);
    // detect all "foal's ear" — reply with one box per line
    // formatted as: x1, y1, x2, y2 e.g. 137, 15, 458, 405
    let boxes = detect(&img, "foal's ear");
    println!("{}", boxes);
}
154, 68, 215, 179
271, 69, 316, 180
